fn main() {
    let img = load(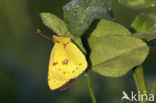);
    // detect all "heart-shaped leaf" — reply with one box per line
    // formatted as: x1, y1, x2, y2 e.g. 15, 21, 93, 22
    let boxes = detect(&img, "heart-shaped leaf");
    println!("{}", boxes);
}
63, 0, 111, 37
88, 19, 149, 77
